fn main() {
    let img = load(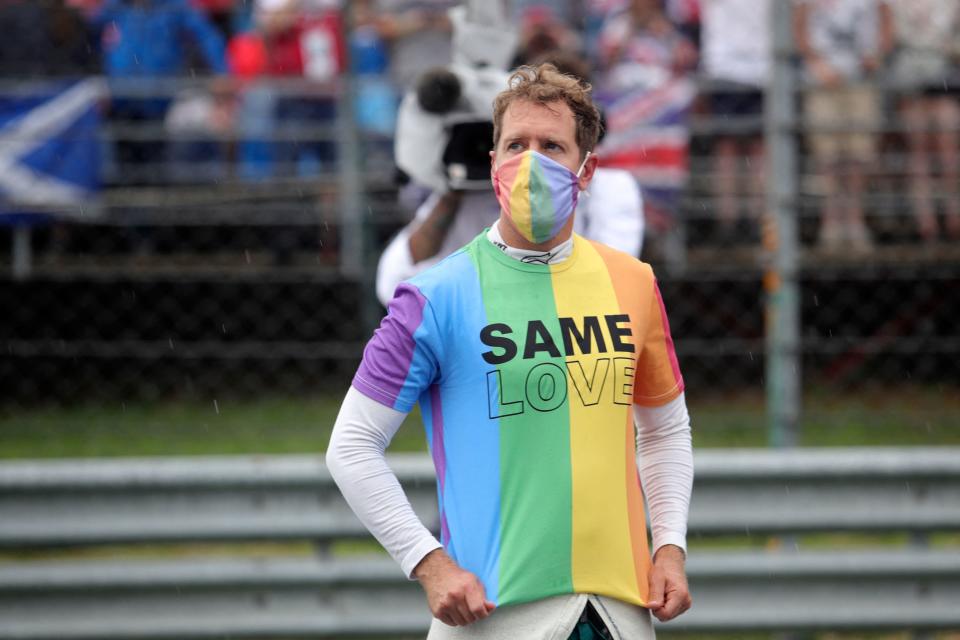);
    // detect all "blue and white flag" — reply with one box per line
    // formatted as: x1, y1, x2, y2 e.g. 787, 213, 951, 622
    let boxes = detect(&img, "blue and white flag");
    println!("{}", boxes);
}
0, 79, 105, 221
